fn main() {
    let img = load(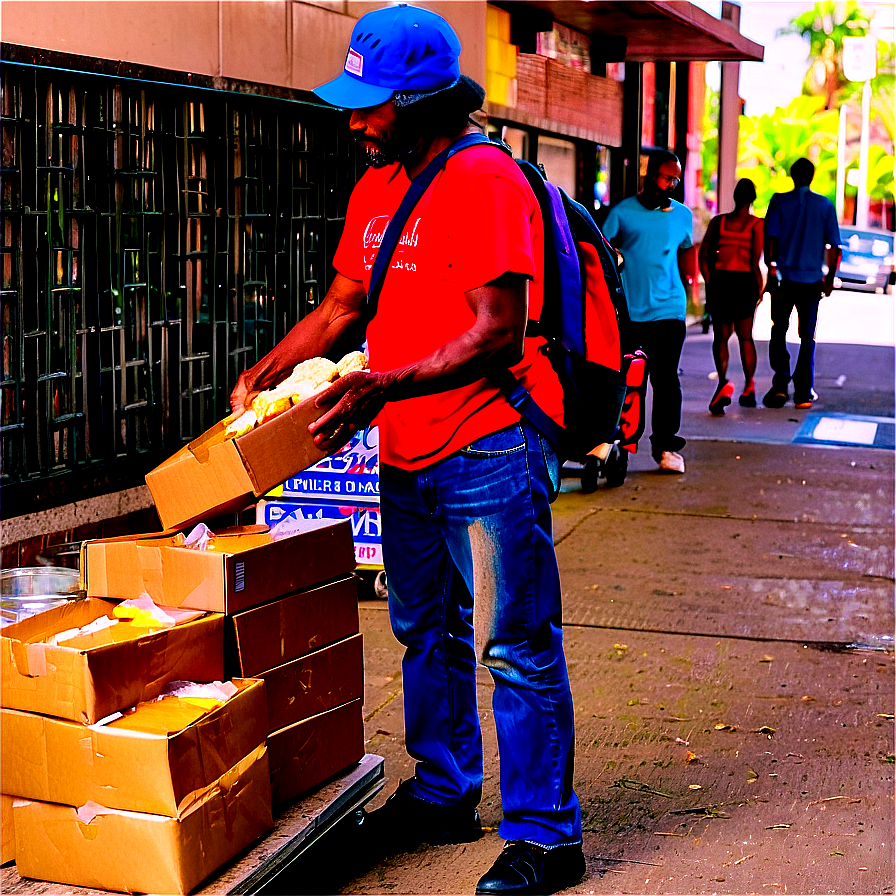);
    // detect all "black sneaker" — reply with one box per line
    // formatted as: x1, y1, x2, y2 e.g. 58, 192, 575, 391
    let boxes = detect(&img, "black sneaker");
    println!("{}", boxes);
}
360, 778, 482, 857
475, 841, 586, 895
762, 387, 789, 408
